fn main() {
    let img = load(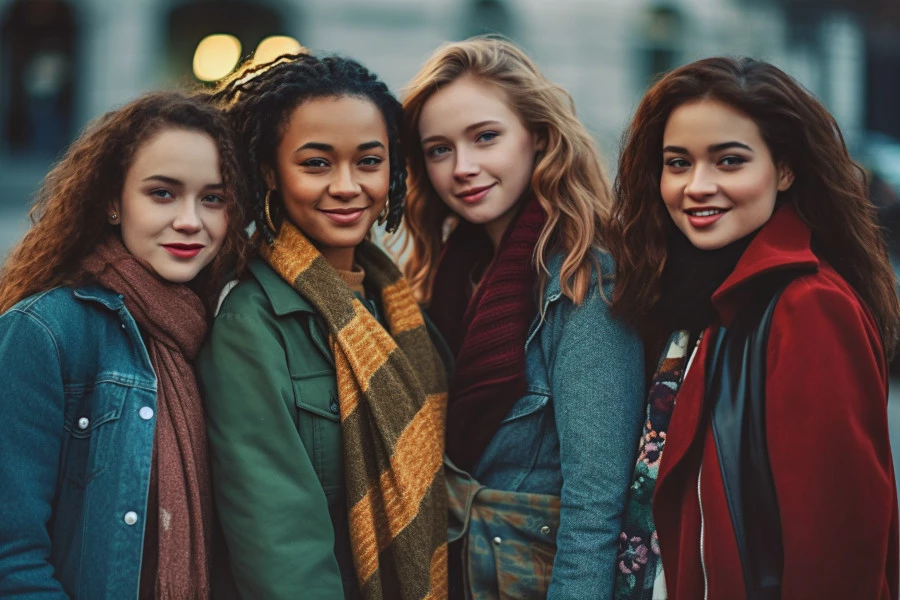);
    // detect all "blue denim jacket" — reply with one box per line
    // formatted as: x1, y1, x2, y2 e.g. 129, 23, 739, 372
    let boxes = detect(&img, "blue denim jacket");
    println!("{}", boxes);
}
0, 286, 157, 599
472, 250, 645, 599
